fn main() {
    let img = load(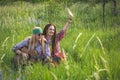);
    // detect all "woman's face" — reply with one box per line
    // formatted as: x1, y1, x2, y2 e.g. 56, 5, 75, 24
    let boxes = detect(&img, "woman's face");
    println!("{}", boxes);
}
35, 34, 41, 40
47, 25, 55, 36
